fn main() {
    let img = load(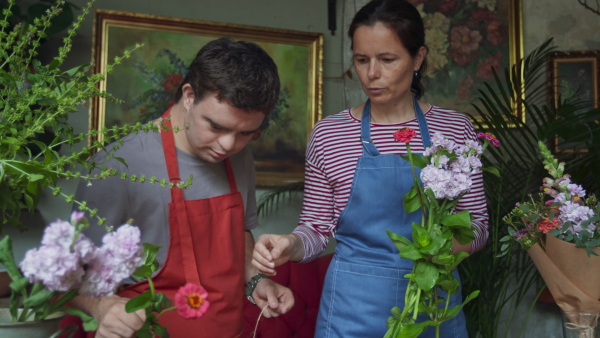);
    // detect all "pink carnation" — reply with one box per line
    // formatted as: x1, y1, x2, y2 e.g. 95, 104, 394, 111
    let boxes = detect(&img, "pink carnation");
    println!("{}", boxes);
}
393, 128, 417, 143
